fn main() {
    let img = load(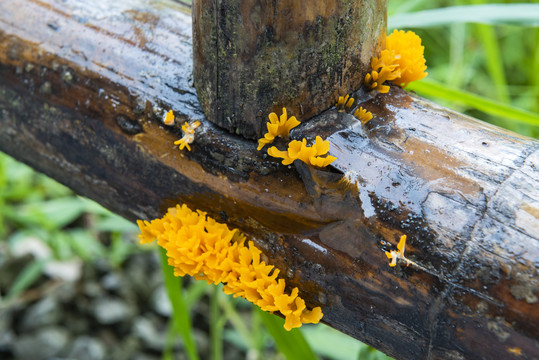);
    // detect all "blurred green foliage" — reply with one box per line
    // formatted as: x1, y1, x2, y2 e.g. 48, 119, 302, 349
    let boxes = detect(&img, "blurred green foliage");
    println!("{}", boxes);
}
389, 0, 539, 138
